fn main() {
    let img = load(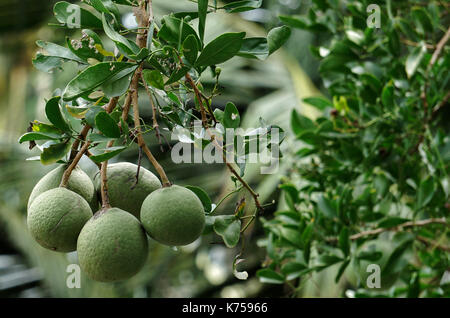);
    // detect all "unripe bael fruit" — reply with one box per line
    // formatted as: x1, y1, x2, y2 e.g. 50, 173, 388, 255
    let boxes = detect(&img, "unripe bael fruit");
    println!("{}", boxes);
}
27, 188, 92, 252
28, 165, 95, 211
77, 208, 148, 282
94, 162, 161, 218
346, 239, 399, 290
140, 185, 205, 246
